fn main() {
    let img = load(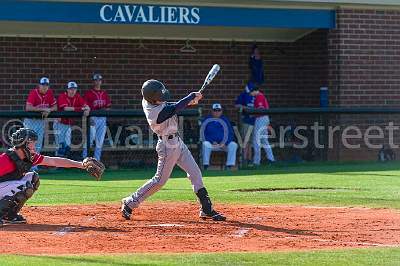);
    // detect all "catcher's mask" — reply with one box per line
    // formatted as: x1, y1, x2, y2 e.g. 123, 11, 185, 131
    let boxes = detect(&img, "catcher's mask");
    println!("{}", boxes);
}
10, 128, 38, 162
141, 79, 170, 104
